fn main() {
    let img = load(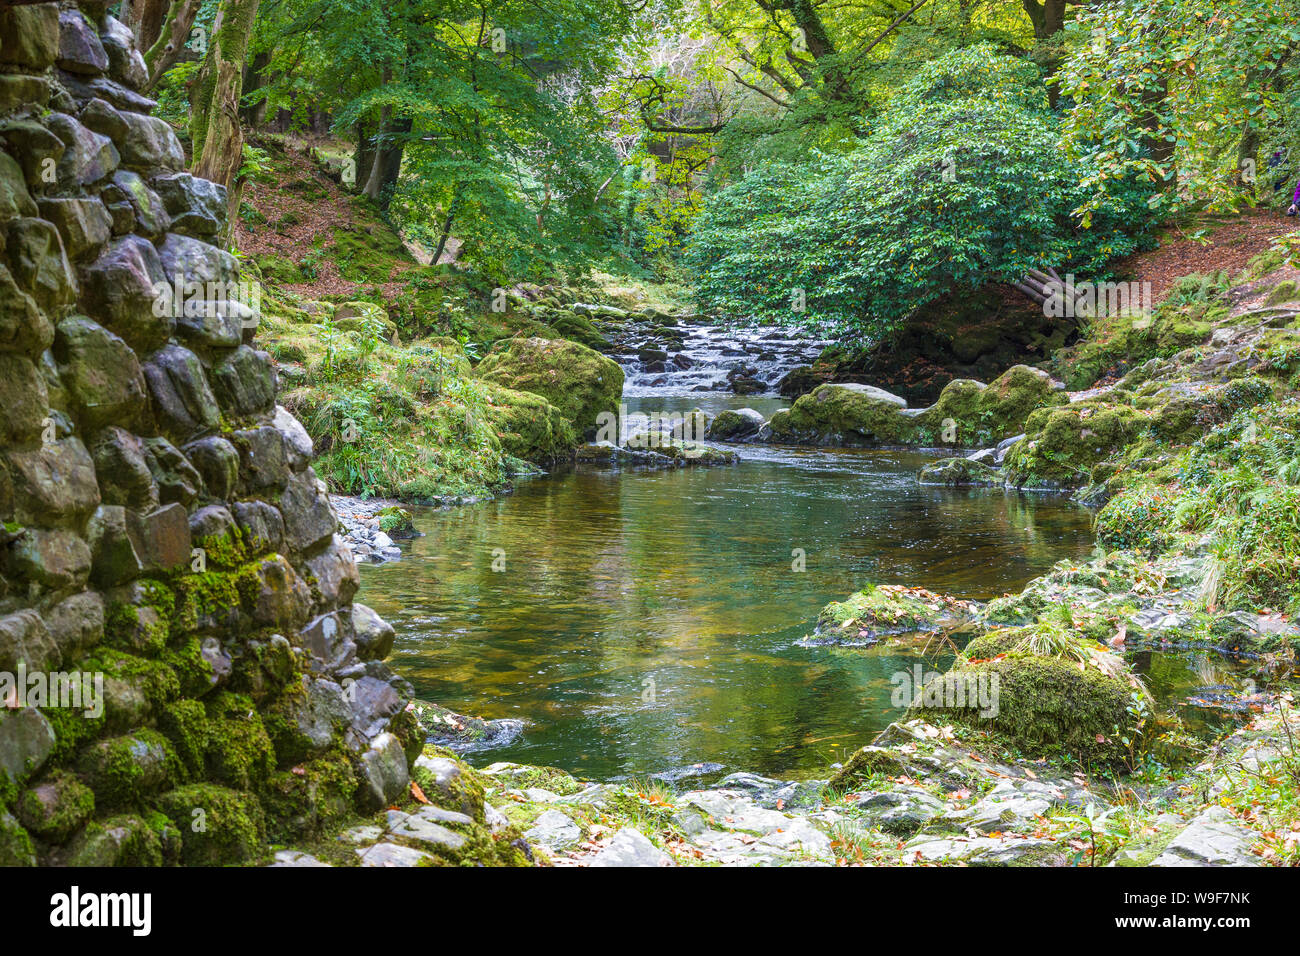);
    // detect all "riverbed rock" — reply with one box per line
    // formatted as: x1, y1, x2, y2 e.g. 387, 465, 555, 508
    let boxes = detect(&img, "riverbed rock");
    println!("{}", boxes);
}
809, 583, 979, 646
1149, 806, 1261, 867
917, 457, 1002, 487
766, 382, 914, 446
